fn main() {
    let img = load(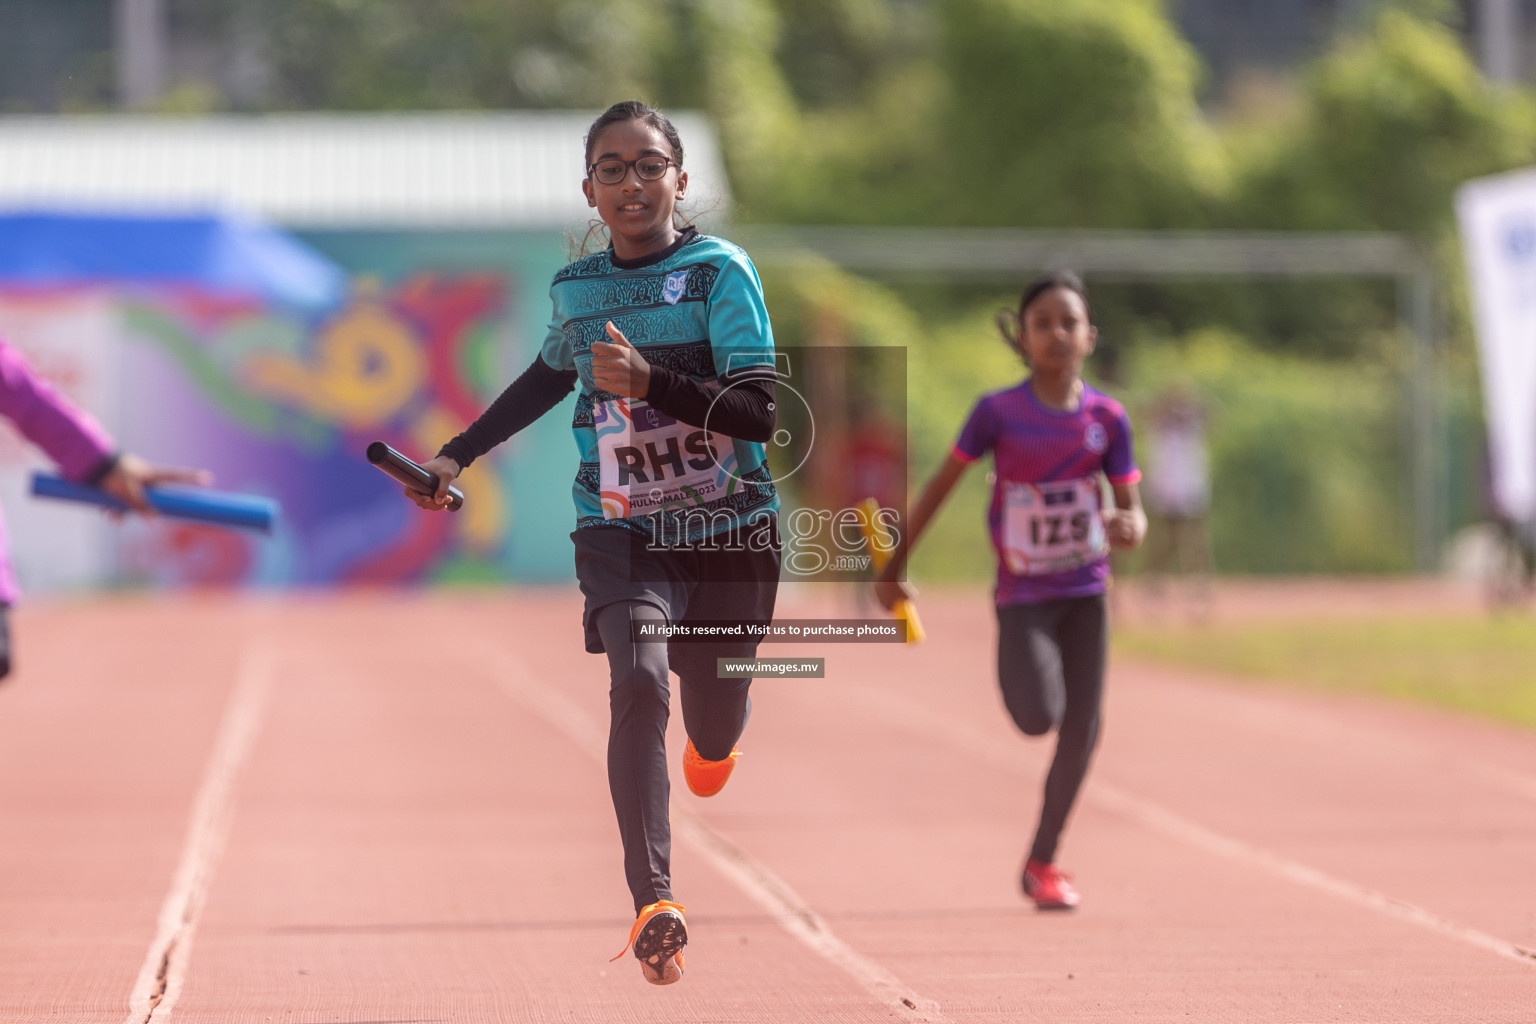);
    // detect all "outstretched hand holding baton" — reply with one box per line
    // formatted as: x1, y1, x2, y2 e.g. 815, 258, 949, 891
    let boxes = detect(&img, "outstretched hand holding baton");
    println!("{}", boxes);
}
857, 497, 926, 644
98, 453, 213, 512
864, 452, 973, 644
366, 441, 465, 511
30, 457, 280, 534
